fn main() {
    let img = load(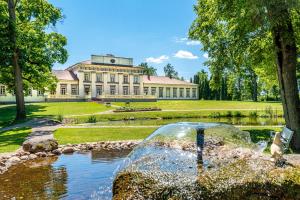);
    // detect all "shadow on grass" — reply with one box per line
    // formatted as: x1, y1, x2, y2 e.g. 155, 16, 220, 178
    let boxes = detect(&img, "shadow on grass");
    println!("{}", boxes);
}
0, 127, 31, 152
0, 104, 55, 128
